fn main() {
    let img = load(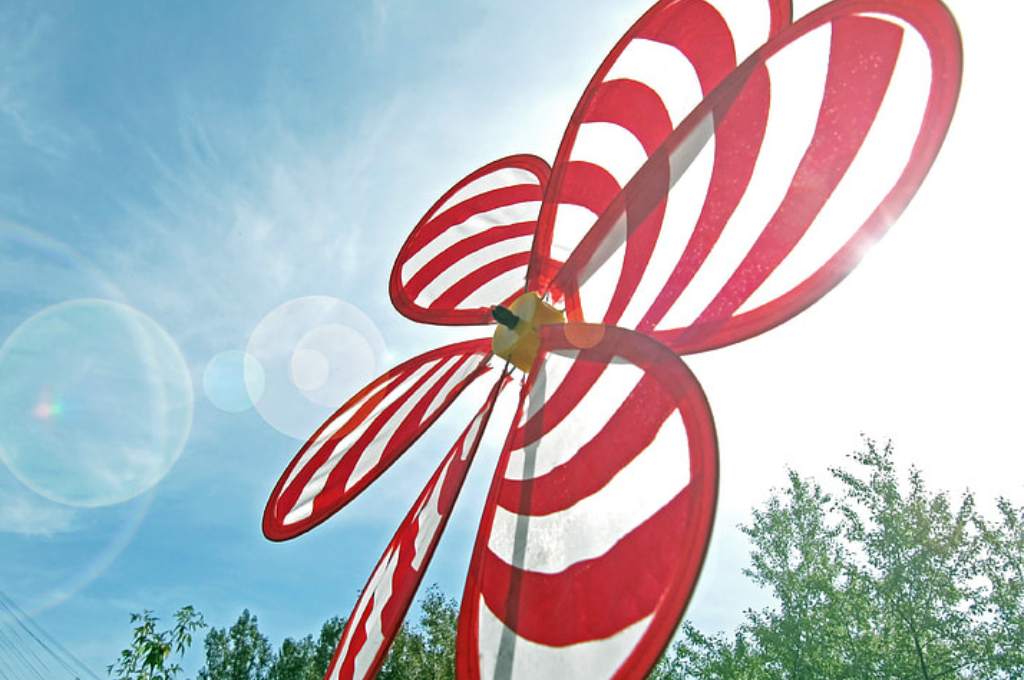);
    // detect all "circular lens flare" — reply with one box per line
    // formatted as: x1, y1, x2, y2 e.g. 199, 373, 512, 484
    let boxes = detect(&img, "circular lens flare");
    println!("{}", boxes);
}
203, 350, 266, 413
0, 299, 194, 508
291, 347, 330, 392
246, 296, 387, 439
31, 388, 65, 420
0, 223, 163, 616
